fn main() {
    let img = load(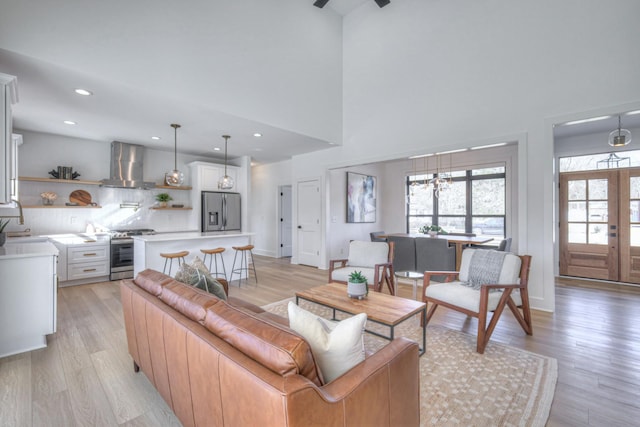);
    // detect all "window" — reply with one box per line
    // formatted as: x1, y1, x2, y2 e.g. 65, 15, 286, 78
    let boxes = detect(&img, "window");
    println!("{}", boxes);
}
406, 166, 506, 240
